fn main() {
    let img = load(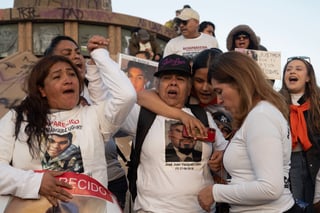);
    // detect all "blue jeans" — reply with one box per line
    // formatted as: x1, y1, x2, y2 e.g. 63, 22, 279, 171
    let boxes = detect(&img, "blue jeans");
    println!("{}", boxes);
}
290, 151, 314, 212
